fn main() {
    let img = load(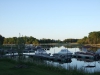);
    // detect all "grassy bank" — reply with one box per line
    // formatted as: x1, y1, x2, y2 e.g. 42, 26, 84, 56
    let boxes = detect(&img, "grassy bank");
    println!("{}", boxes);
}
0, 58, 100, 75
